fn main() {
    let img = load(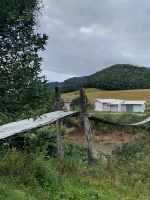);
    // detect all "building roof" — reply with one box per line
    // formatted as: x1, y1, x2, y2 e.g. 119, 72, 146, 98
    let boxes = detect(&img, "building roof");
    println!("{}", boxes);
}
111, 100, 124, 105
63, 98, 72, 103
94, 99, 116, 103
94, 99, 146, 105
122, 101, 146, 105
